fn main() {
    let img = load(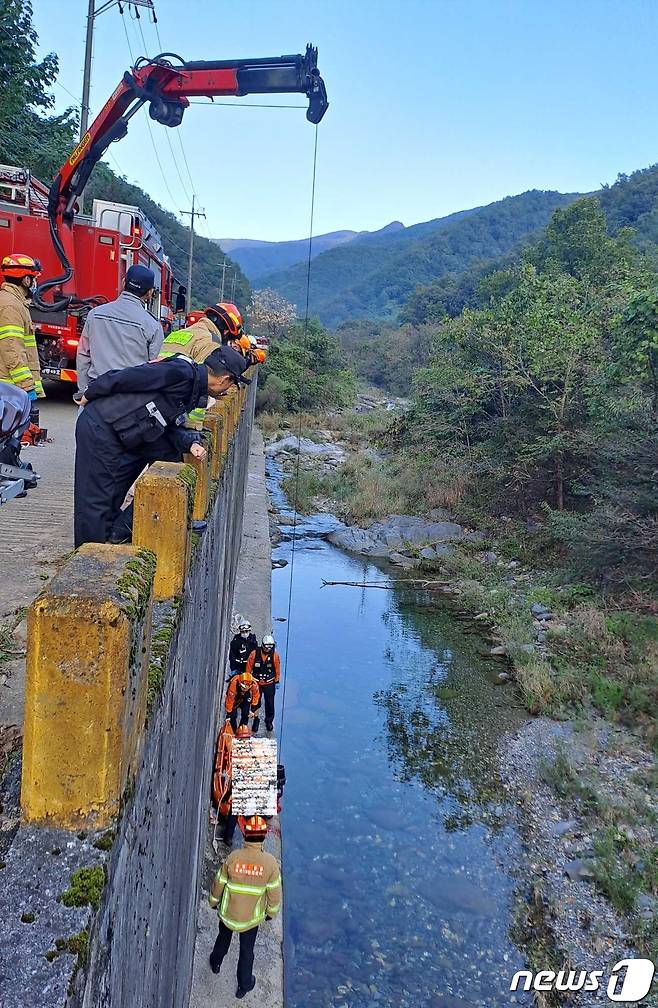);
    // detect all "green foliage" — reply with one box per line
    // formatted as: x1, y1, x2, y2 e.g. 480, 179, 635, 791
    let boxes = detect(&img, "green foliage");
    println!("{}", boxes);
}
386, 198, 658, 589
0, 0, 78, 181
266, 190, 576, 327
81, 164, 250, 312
60, 866, 106, 912
257, 318, 355, 413
336, 319, 427, 395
